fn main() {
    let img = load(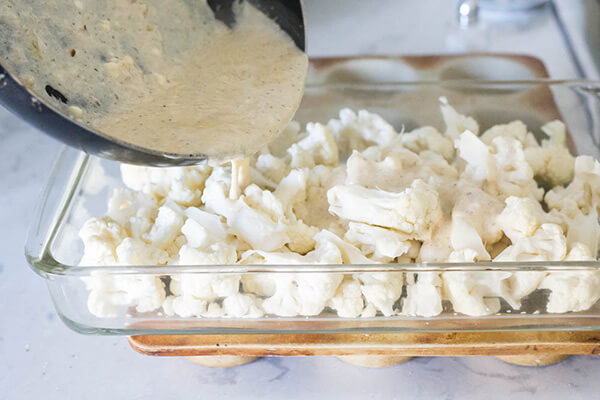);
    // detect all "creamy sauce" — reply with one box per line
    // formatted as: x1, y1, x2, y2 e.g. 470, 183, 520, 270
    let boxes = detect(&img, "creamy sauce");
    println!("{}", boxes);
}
0, 1, 307, 158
